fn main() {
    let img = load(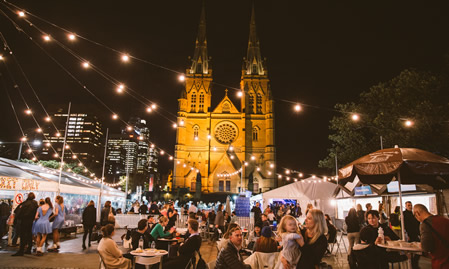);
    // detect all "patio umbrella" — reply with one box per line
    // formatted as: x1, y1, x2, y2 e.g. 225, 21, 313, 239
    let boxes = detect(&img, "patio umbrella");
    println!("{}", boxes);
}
338, 147, 449, 239
226, 195, 232, 215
